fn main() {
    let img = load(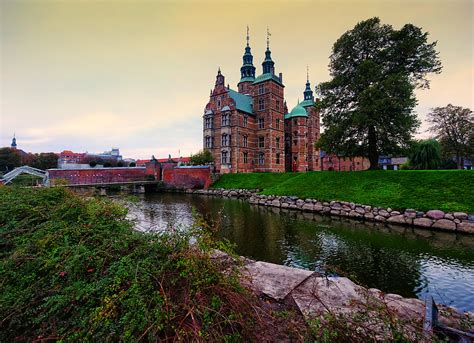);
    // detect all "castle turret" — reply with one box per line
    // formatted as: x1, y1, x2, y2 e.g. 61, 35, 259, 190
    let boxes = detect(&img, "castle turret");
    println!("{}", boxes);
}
238, 26, 256, 94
